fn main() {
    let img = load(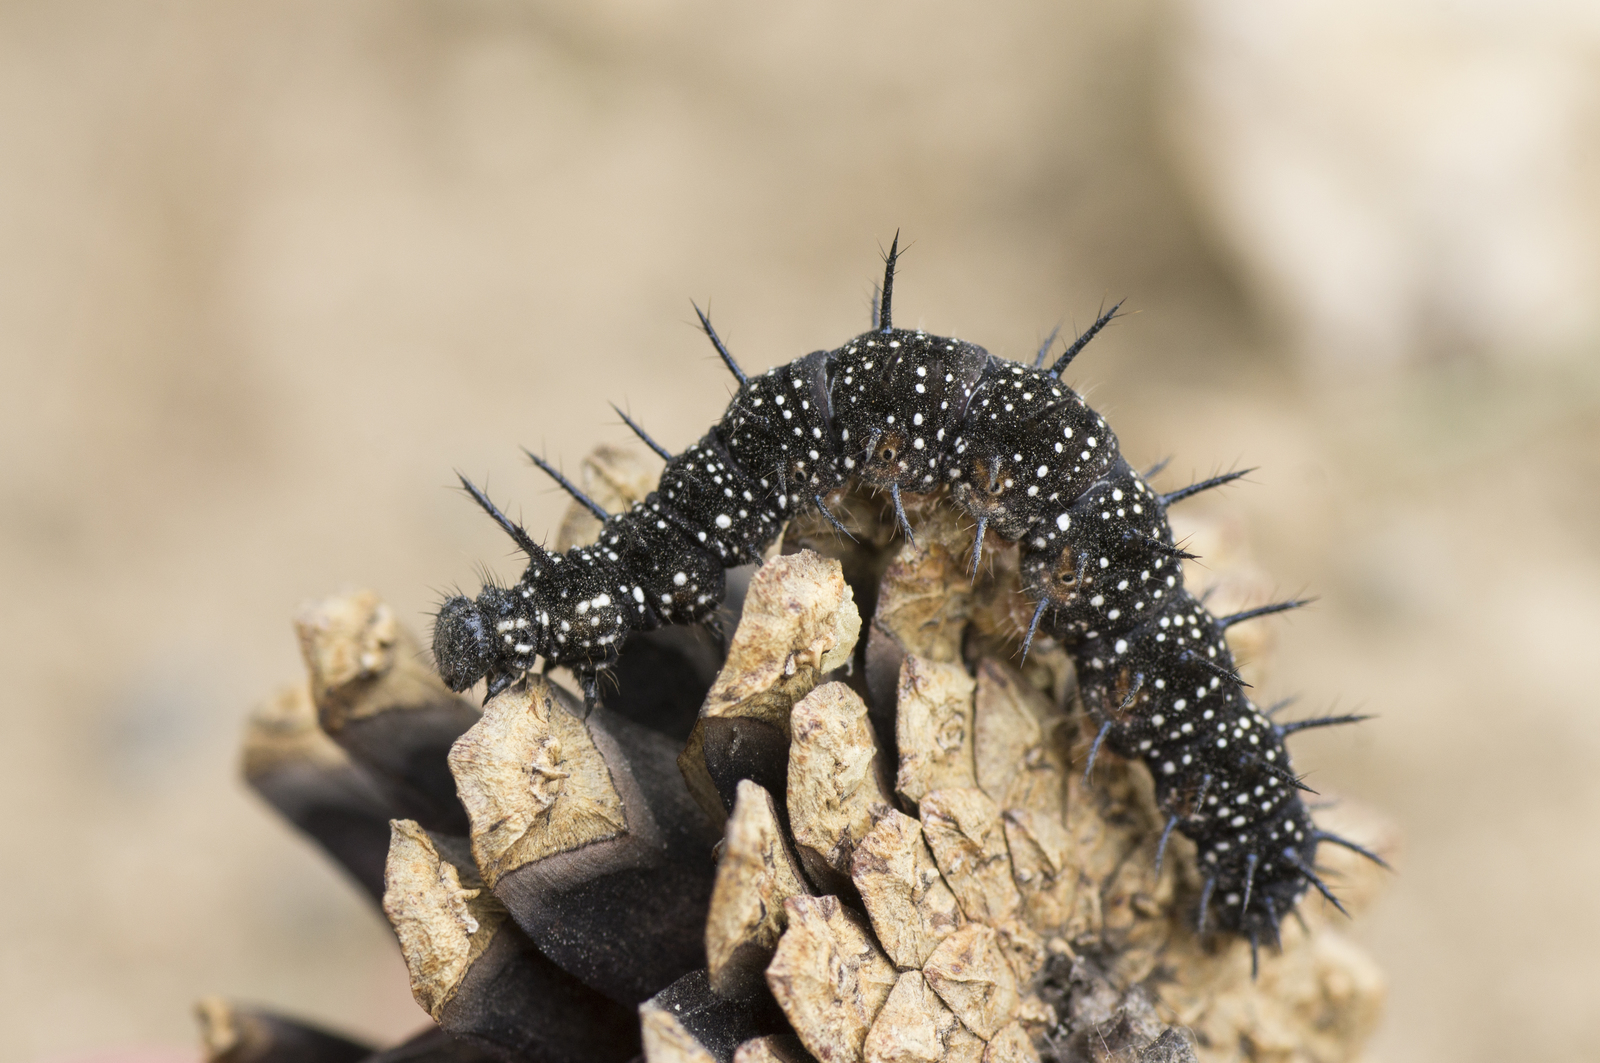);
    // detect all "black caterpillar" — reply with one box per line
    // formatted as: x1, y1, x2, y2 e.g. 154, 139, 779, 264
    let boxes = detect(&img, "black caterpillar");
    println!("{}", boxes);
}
432, 240, 1382, 961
